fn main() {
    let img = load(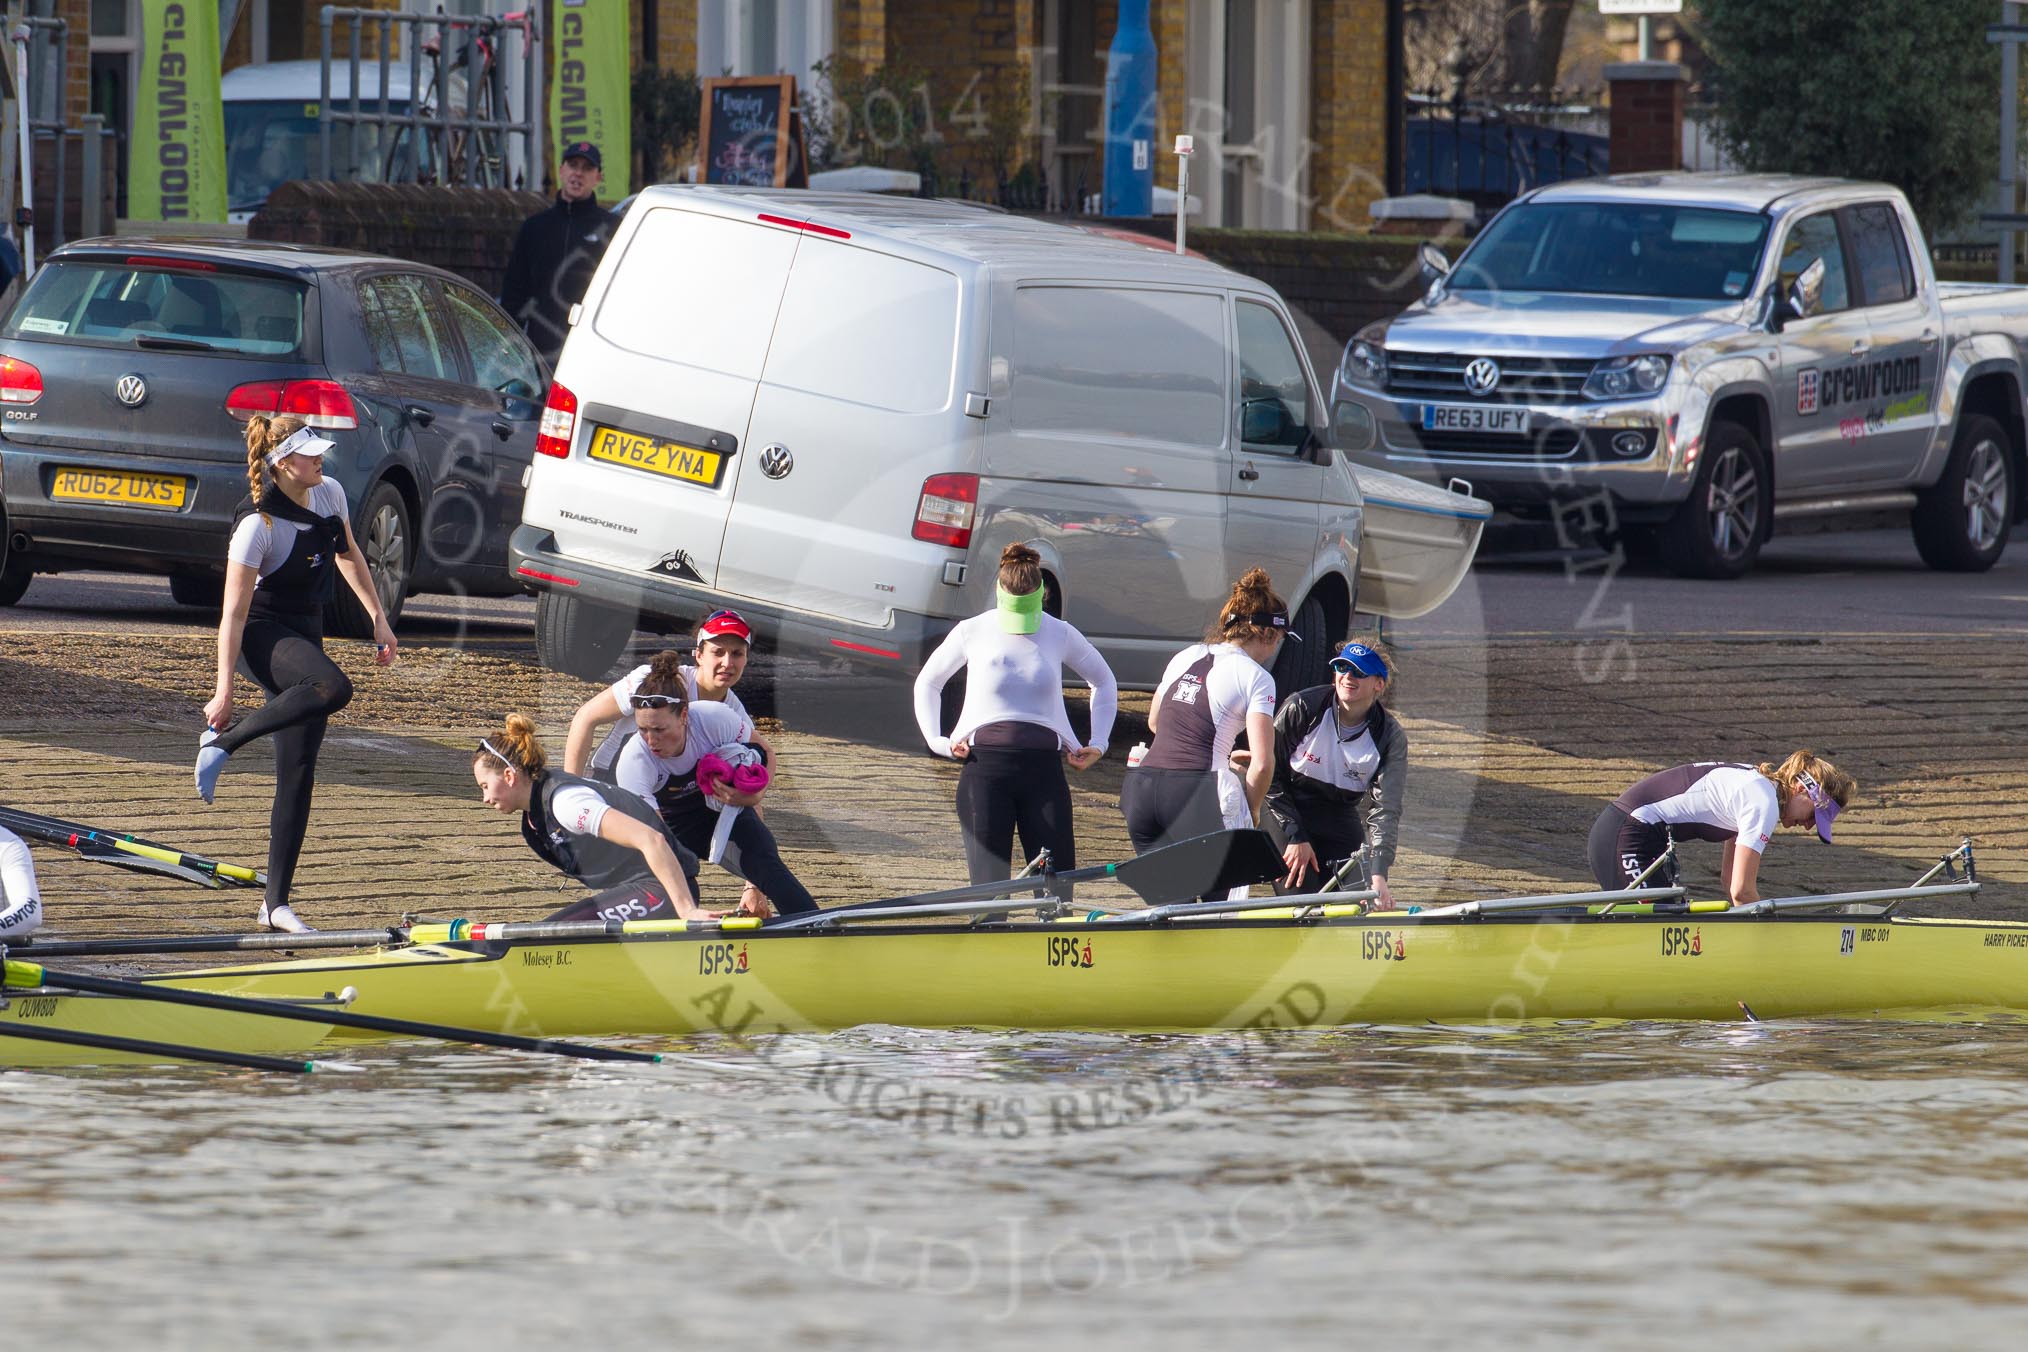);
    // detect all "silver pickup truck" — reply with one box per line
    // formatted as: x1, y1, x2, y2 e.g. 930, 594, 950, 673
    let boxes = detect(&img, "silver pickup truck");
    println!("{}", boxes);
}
1330, 173, 2026, 577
